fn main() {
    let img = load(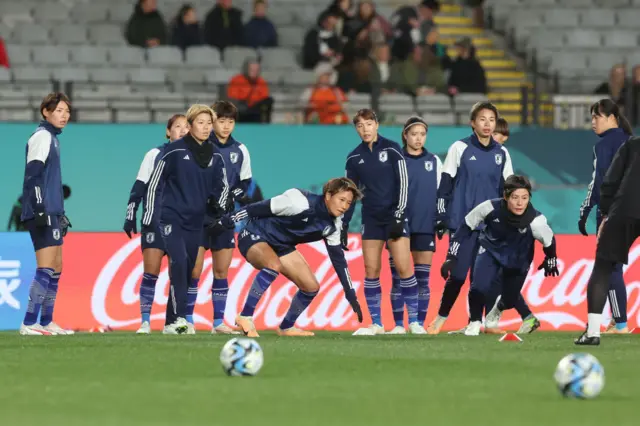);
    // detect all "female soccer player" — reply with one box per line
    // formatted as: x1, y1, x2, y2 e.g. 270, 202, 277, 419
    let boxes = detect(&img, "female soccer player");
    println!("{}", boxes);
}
578, 99, 633, 335
20, 92, 73, 335
446, 175, 559, 336
343, 109, 417, 336
203, 101, 252, 334
492, 117, 509, 144
427, 102, 514, 335
388, 117, 441, 334
209, 178, 363, 337
142, 104, 229, 334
